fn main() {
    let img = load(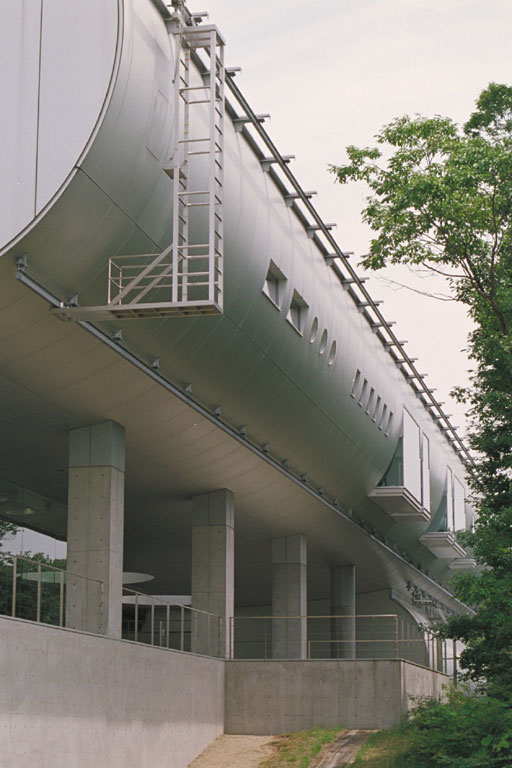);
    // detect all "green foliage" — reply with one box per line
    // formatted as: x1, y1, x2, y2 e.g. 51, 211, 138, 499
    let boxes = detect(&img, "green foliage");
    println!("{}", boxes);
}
331, 83, 512, 697
259, 727, 343, 768
399, 689, 512, 767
